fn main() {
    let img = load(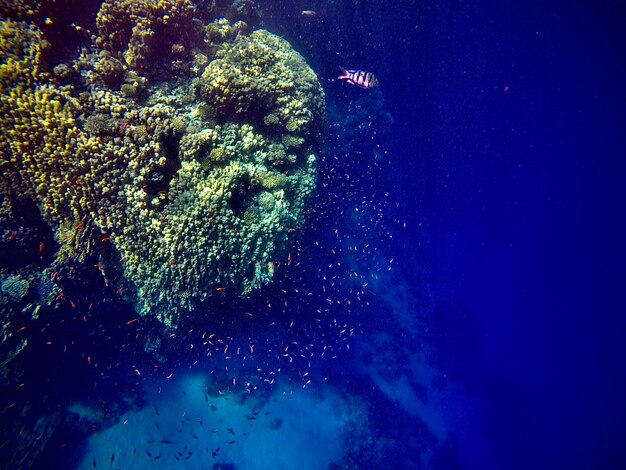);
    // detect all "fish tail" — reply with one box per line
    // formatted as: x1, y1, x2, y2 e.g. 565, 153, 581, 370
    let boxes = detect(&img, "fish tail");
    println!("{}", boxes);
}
338, 66, 349, 79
